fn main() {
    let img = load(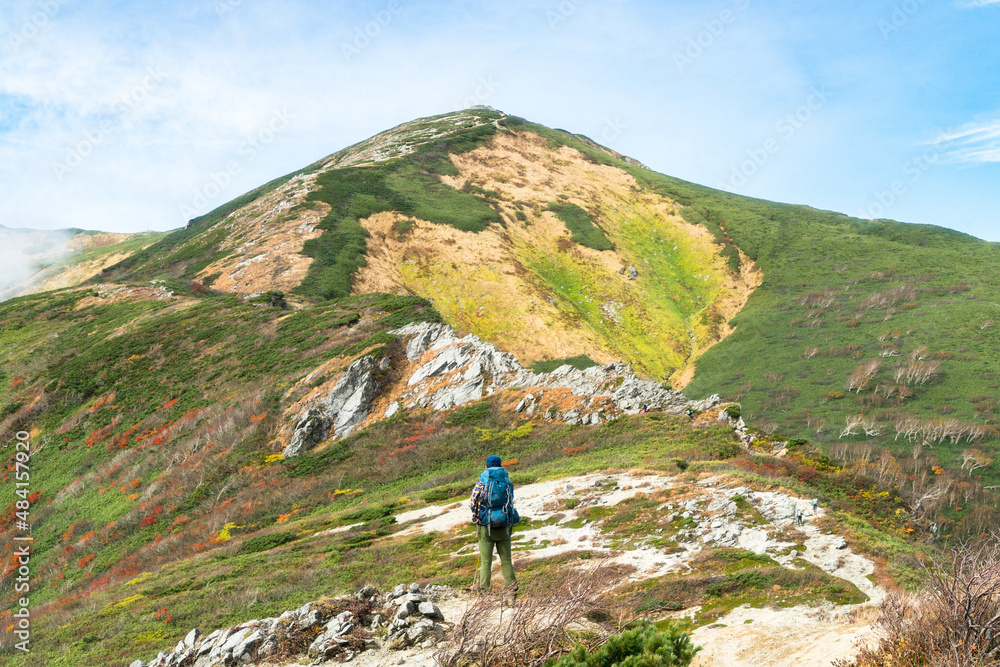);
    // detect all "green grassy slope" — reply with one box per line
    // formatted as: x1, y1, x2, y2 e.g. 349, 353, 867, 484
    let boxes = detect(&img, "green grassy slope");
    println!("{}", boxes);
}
81, 110, 1000, 482
0, 282, 993, 666
0, 350, 930, 667
493, 116, 1000, 484
679, 200, 1000, 478
0, 287, 440, 661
